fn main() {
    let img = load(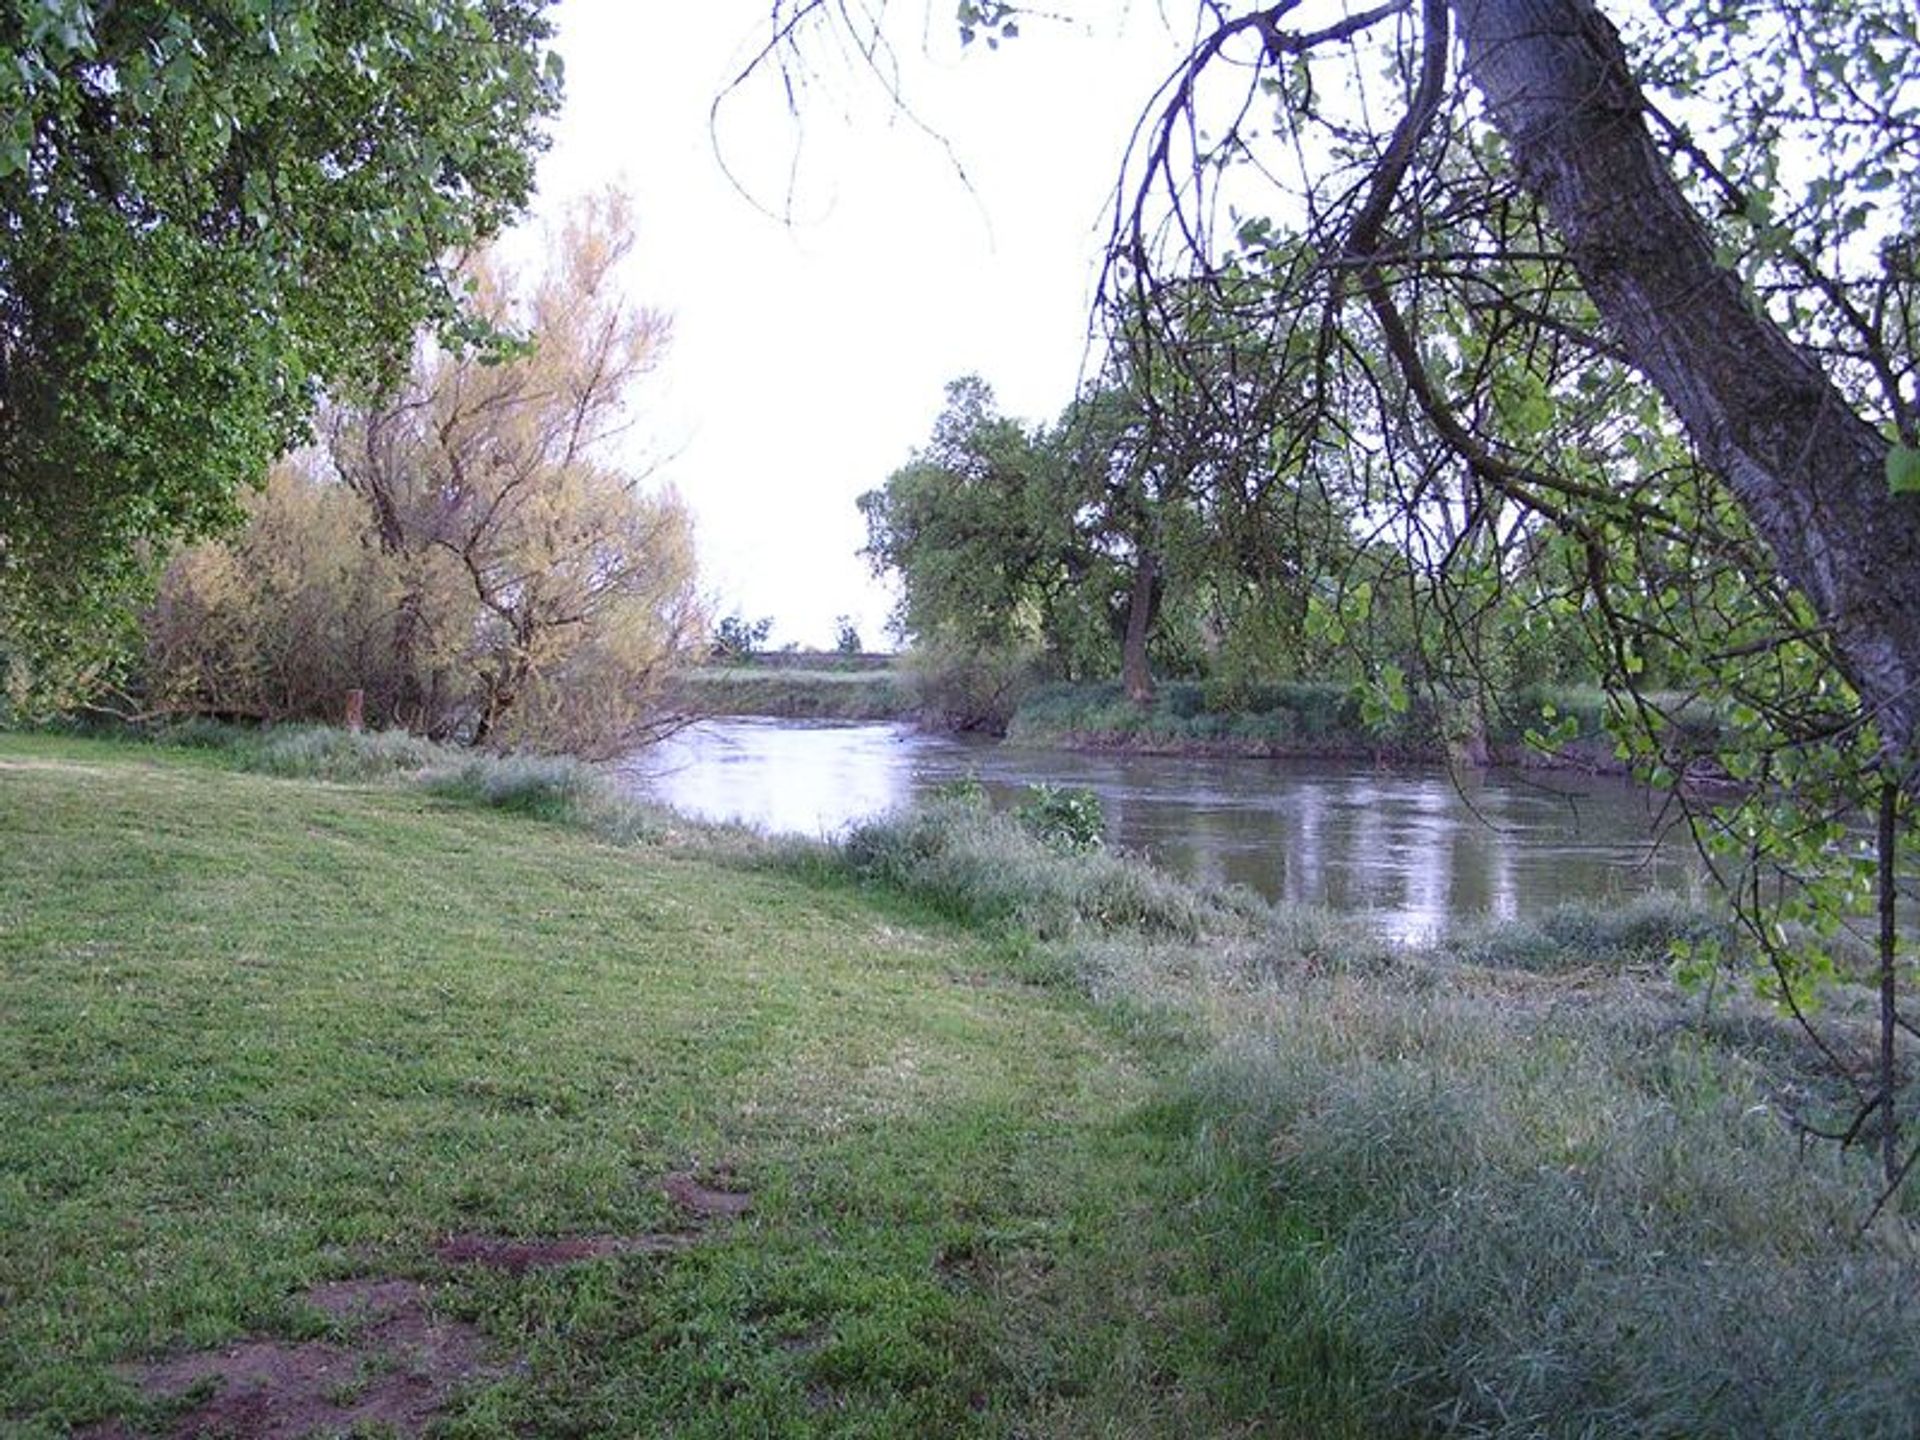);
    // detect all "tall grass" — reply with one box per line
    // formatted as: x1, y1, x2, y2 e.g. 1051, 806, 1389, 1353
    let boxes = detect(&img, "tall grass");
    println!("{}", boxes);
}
676, 666, 911, 720
1007, 679, 1407, 755
420, 754, 676, 846
833, 796, 1266, 941
153, 718, 449, 779
1439, 891, 1735, 973
808, 795, 1919, 1434
1175, 968, 1919, 1436
1006, 680, 1729, 772
149, 720, 678, 846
